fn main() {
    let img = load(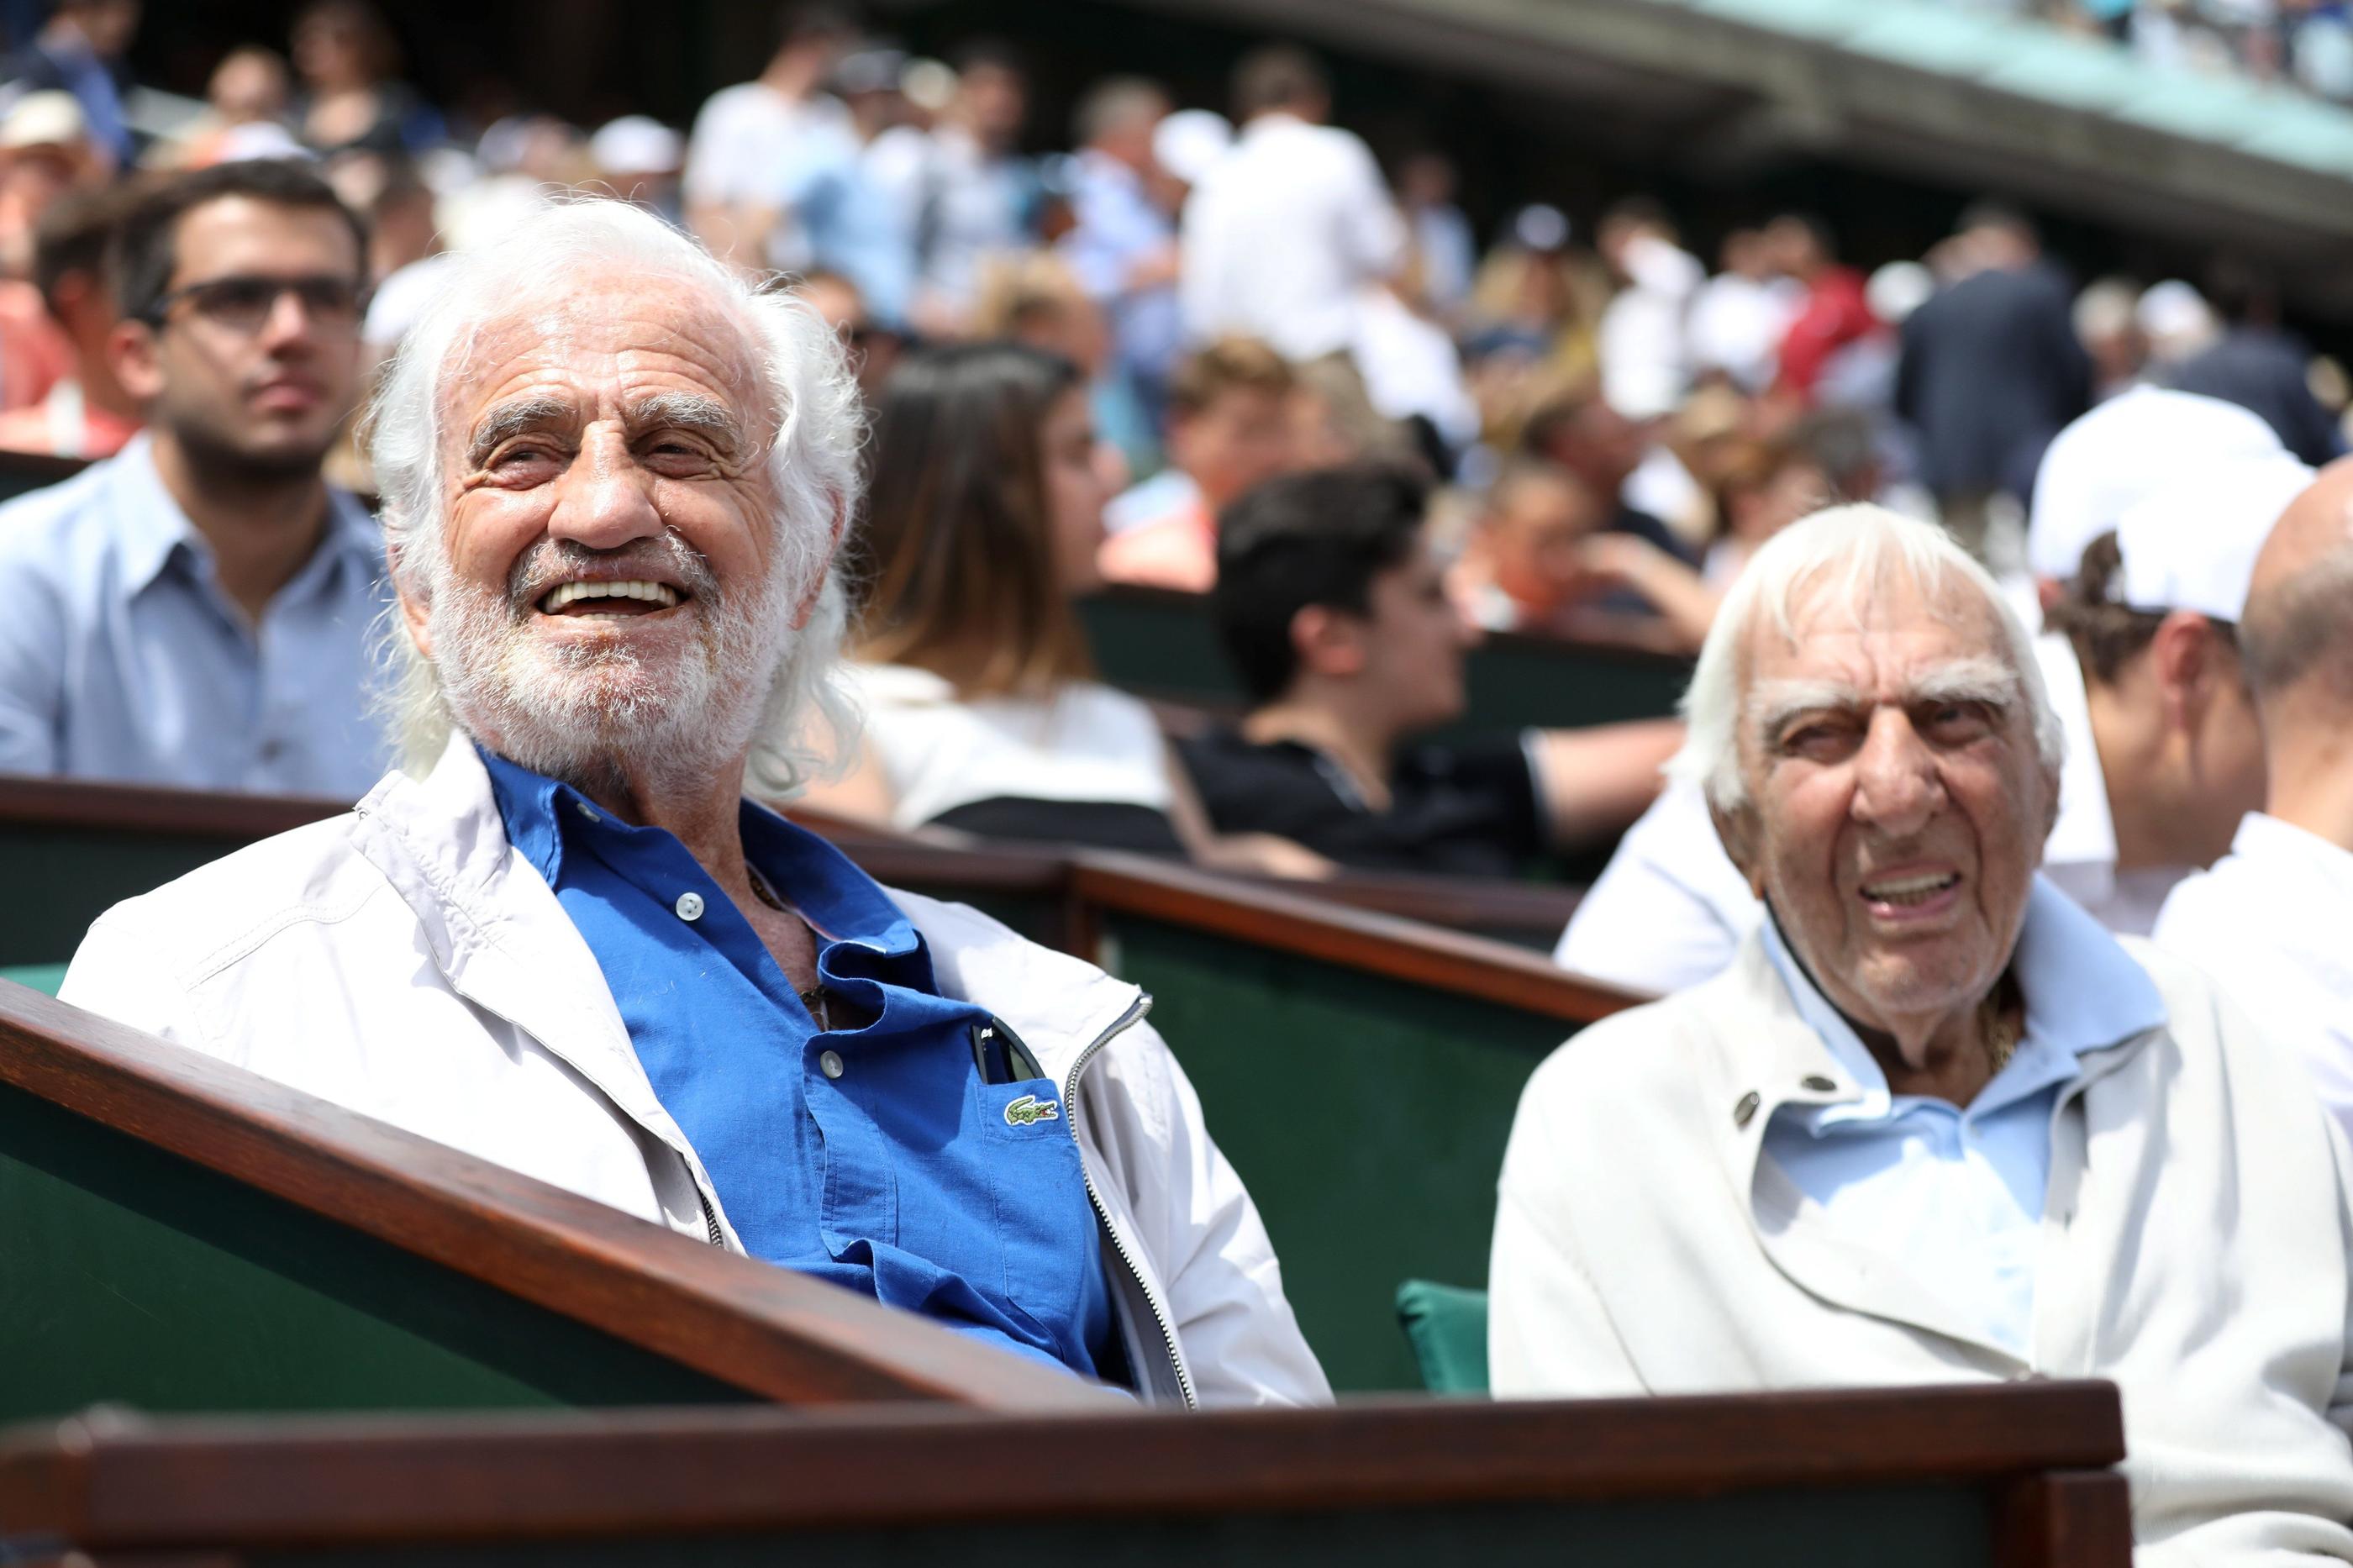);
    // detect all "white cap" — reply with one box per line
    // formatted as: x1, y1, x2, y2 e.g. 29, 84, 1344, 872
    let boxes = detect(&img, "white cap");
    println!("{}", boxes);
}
1152, 108, 1231, 185
590, 115, 682, 176
2028, 386, 2284, 582
0, 90, 86, 150
2110, 449, 2314, 621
